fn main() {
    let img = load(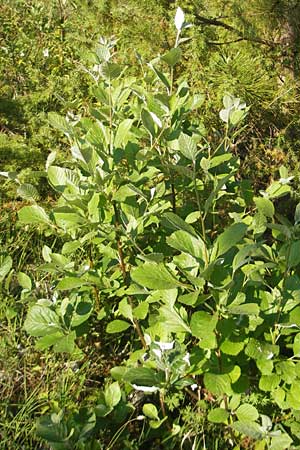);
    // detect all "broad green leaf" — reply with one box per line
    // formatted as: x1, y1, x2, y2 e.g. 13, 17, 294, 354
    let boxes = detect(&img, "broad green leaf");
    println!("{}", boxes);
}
209, 154, 233, 169
148, 64, 170, 91
17, 183, 39, 201
178, 291, 199, 306
178, 133, 198, 161
114, 119, 133, 148
208, 408, 229, 423
230, 109, 245, 126
259, 374, 281, 392
53, 331, 76, 353
100, 62, 122, 80
71, 300, 93, 328
166, 230, 205, 259
190, 311, 218, 338
254, 197, 274, 218
236, 404, 259, 422
233, 244, 258, 272
131, 263, 183, 290
161, 48, 182, 67
270, 433, 293, 450
232, 421, 263, 440
0, 255, 12, 282
86, 121, 109, 146
105, 382, 121, 409
160, 305, 191, 333
287, 240, 300, 268
53, 208, 84, 229
36, 414, 69, 444
133, 301, 149, 319
123, 367, 161, 387
228, 303, 259, 316
56, 277, 85, 290
161, 212, 197, 237
221, 338, 245, 355
142, 403, 159, 420
35, 332, 65, 351
17, 272, 32, 290
48, 112, 73, 136
18, 205, 50, 225
212, 223, 247, 259
95, 403, 112, 418
61, 241, 81, 255
48, 166, 79, 190
118, 299, 133, 321
204, 373, 232, 396
24, 305, 63, 337
106, 320, 131, 333
141, 108, 156, 137
266, 181, 290, 199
